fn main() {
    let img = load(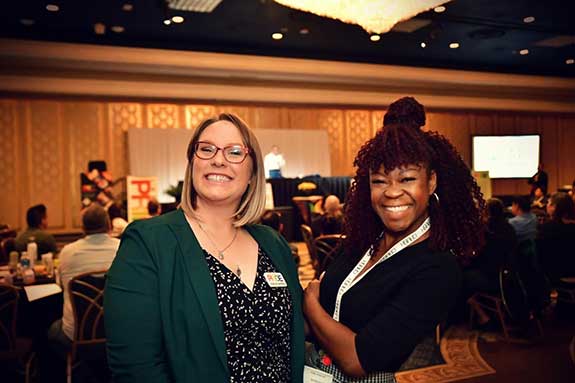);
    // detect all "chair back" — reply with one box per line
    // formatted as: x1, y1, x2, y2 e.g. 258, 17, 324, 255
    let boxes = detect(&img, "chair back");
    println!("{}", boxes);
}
499, 267, 530, 323
69, 270, 107, 352
512, 240, 551, 315
0, 228, 17, 240
314, 234, 344, 277
0, 285, 19, 352
300, 224, 318, 267
0, 237, 16, 264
